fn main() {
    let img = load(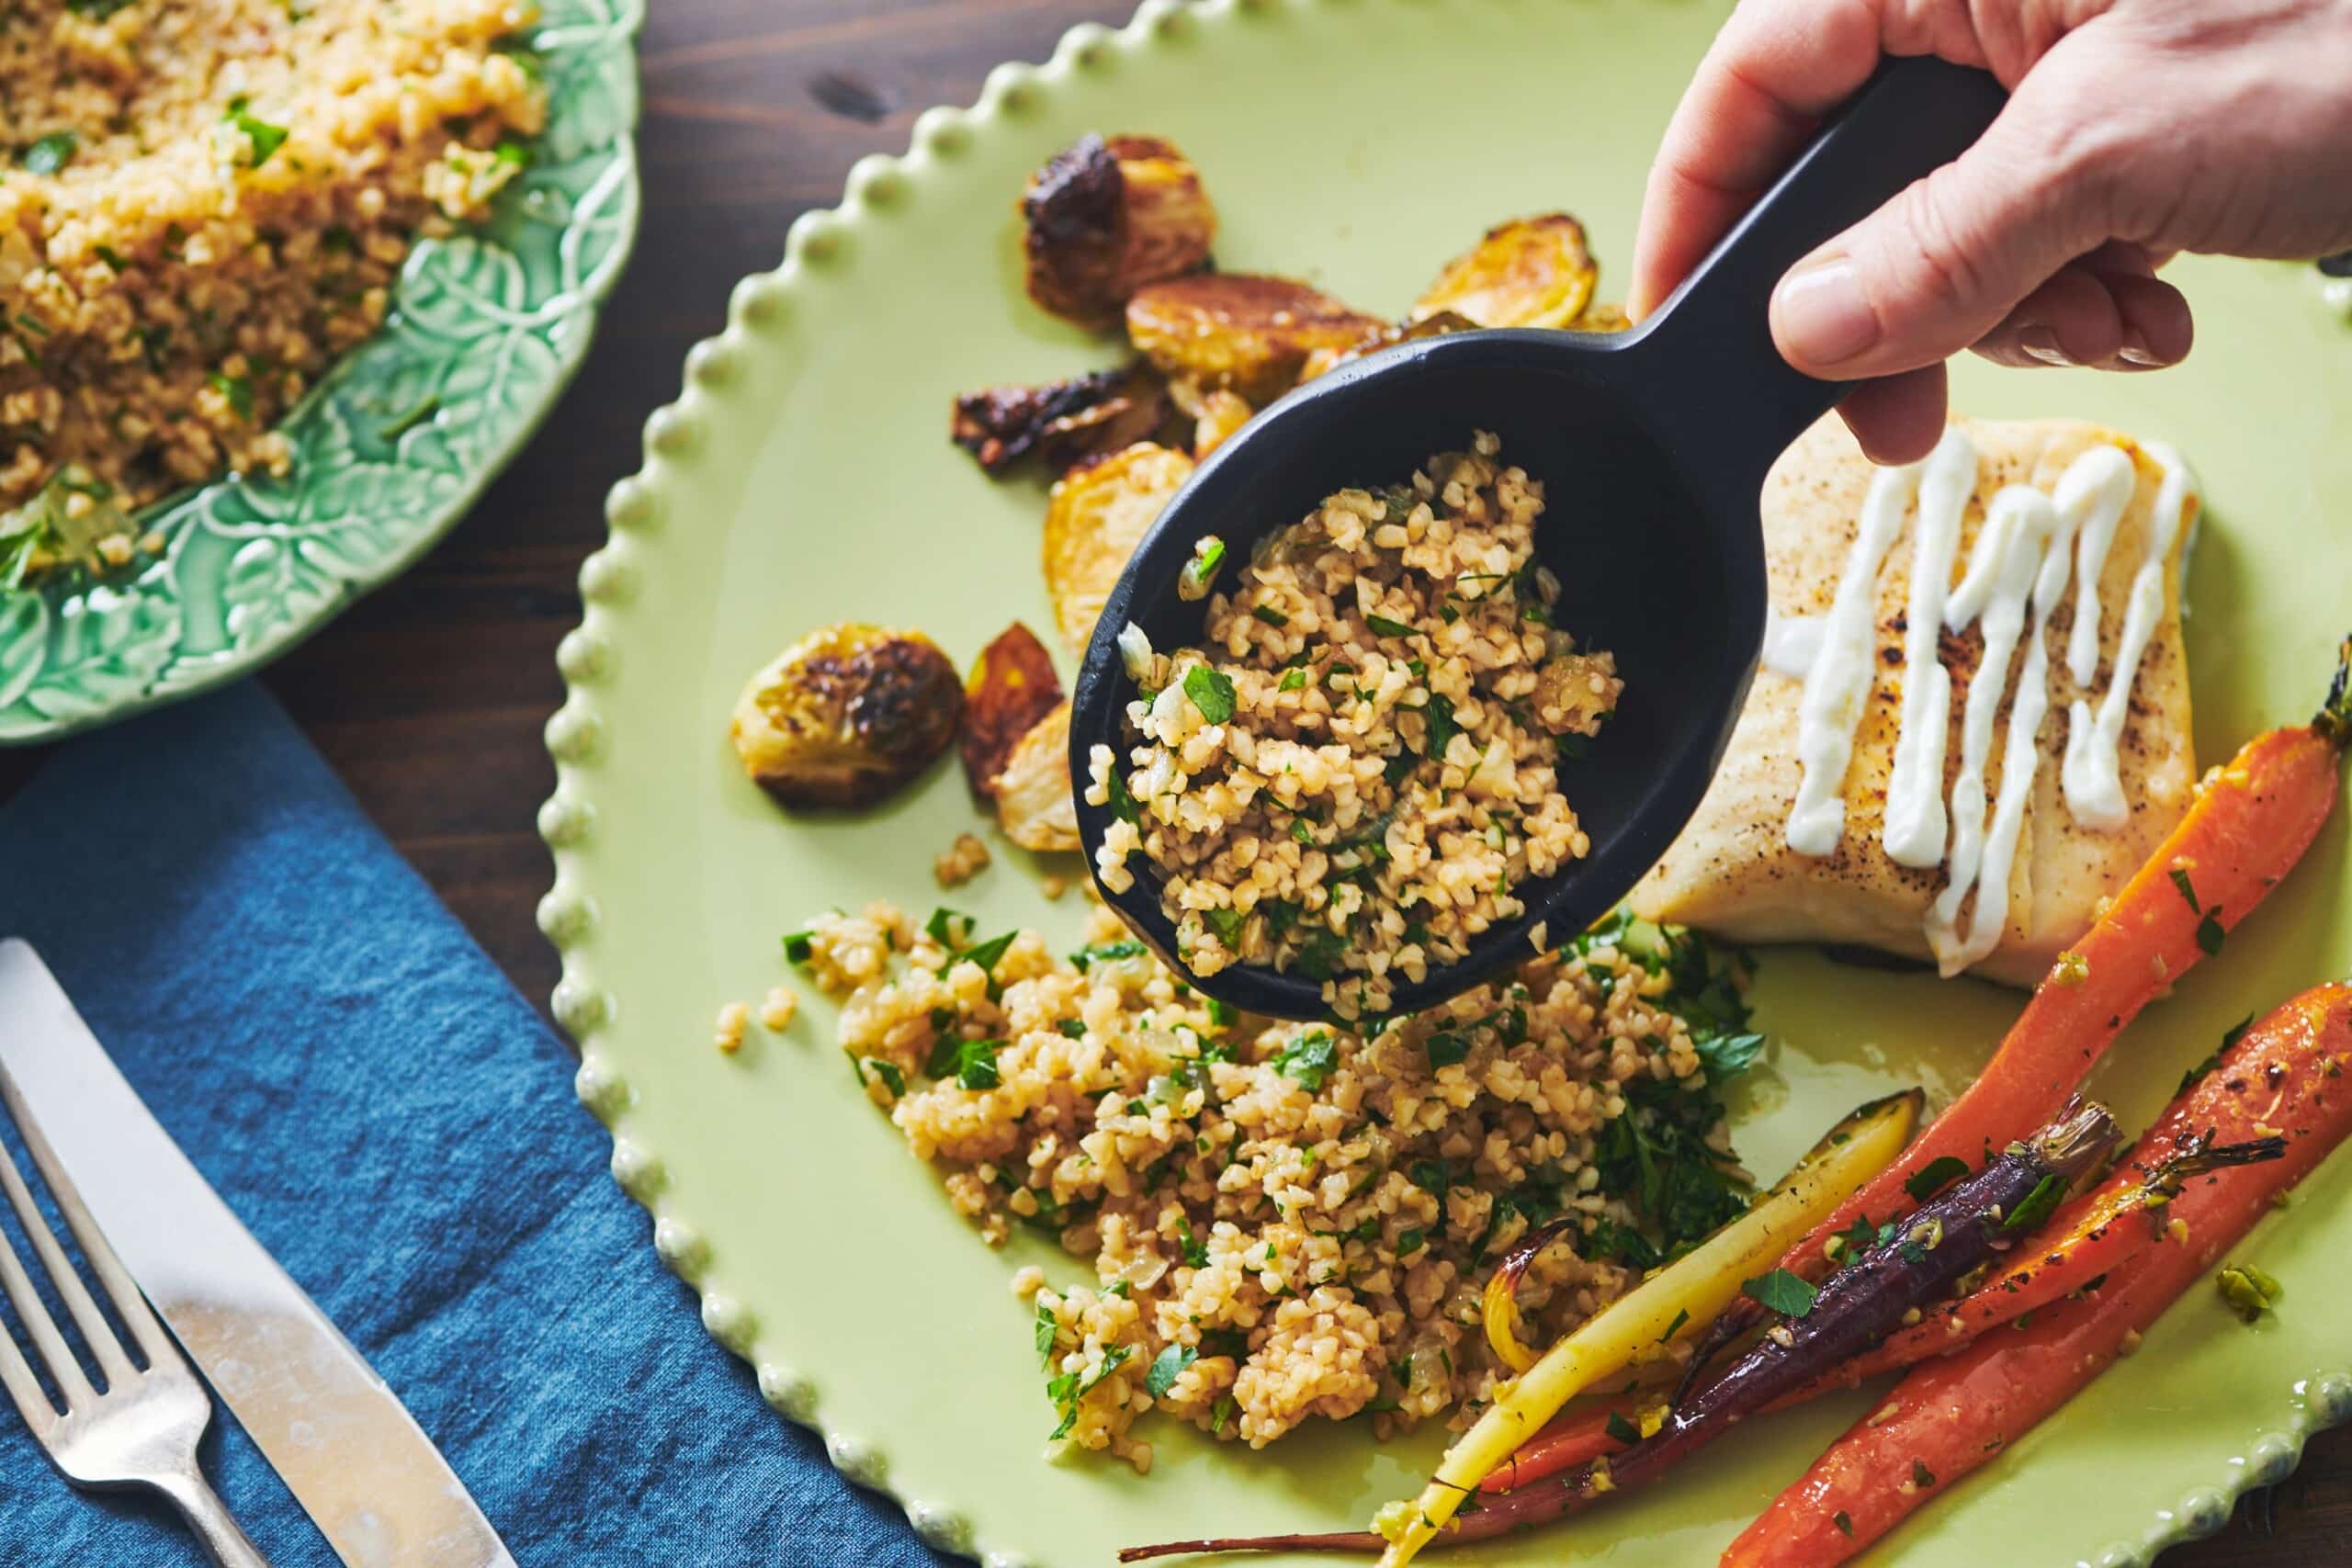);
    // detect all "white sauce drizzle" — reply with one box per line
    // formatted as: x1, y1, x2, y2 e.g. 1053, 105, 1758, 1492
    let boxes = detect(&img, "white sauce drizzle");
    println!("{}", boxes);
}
2064, 442, 2198, 829
1764, 431, 2193, 974
1925, 484, 2067, 975
1782, 452, 1925, 857
1880, 429, 1980, 868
